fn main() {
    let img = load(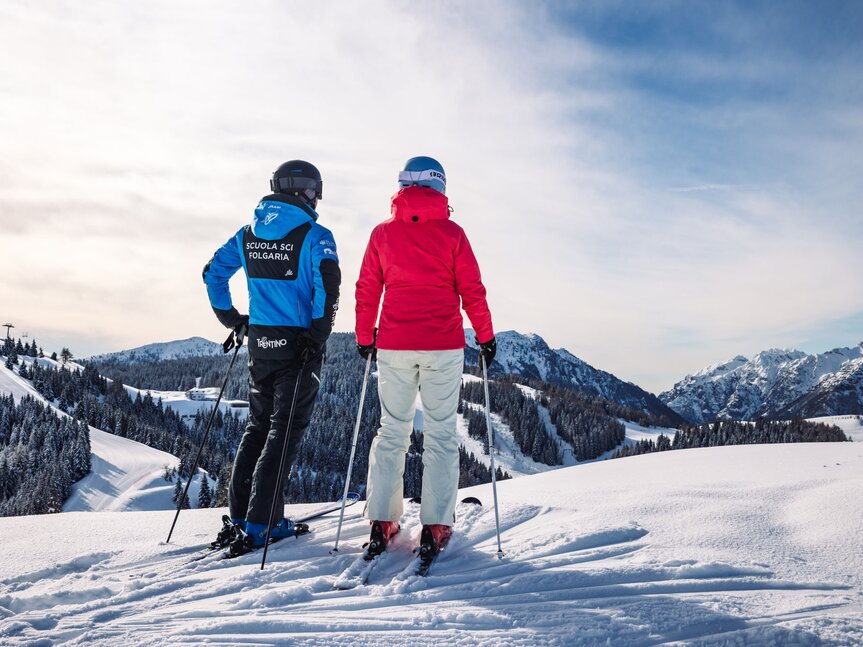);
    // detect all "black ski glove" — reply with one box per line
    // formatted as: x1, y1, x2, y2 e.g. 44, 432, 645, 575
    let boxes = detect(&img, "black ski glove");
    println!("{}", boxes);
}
357, 342, 377, 362
478, 336, 497, 368
296, 335, 323, 366
214, 306, 248, 335
357, 327, 377, 362
233, 314, 249, 338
